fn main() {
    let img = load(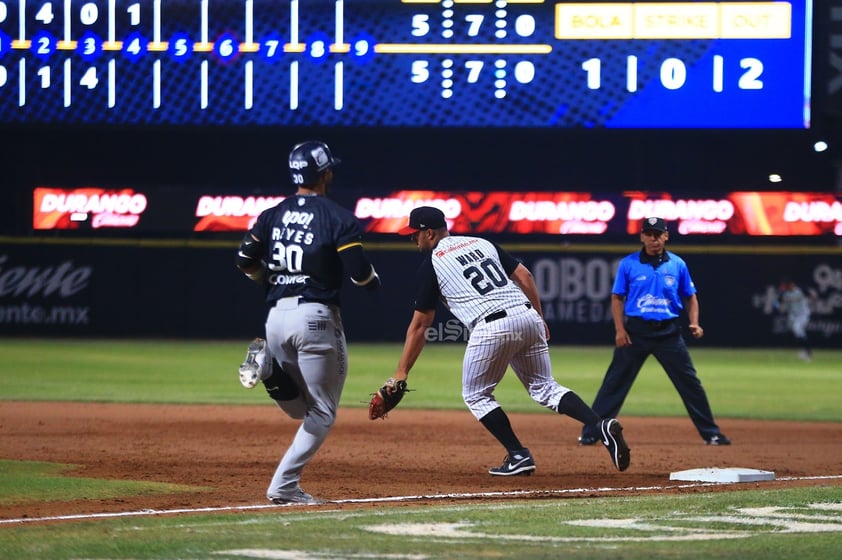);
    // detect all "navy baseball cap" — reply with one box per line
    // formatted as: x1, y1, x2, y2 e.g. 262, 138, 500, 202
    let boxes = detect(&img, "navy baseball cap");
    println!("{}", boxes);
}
398, 206, 447, 235
641, 217, 668, 232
